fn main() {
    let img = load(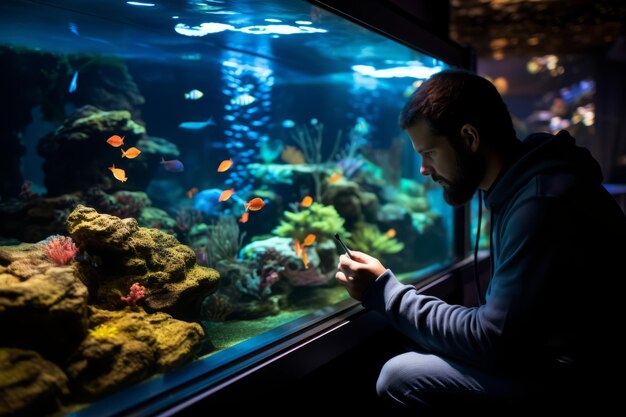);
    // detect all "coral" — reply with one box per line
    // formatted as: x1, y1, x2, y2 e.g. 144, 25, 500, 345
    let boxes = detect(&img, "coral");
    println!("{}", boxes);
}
235, 268, 280, 300
322, 181, 380, 227
111, 191, 151, 219
346, 222, 405, 259
201, 294, 234, 322
120, 283, 146, 308
66, 205, 220, 320
137, 206, 176, 231
282, 263, 334, 287
44, 235, 79, 265
193, 188, 246, 219
240, 236, 334, 288
88, 323, 119, 340
272, 202, 349, 243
